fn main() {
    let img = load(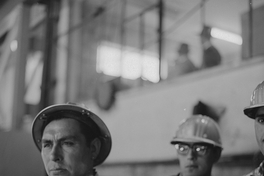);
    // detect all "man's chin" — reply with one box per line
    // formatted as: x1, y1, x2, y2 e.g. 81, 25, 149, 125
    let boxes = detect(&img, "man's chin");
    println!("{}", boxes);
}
183, 168, 200, 176
48, 169, 69, 176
